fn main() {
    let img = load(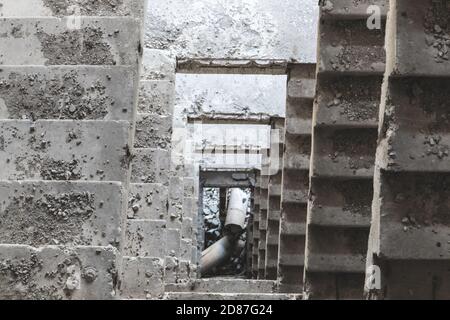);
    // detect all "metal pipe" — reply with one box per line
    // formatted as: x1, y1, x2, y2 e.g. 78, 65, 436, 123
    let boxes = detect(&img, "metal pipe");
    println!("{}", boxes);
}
224, 188, 248, 235
200, 236, 234, 274
200, 188, 248, 275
